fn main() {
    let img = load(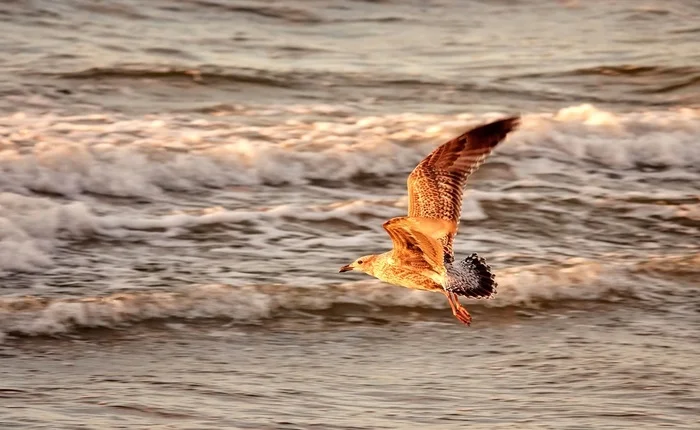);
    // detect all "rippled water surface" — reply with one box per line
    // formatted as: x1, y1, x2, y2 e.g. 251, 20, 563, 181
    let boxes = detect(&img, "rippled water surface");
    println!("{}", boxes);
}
1, 0, 699, 429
